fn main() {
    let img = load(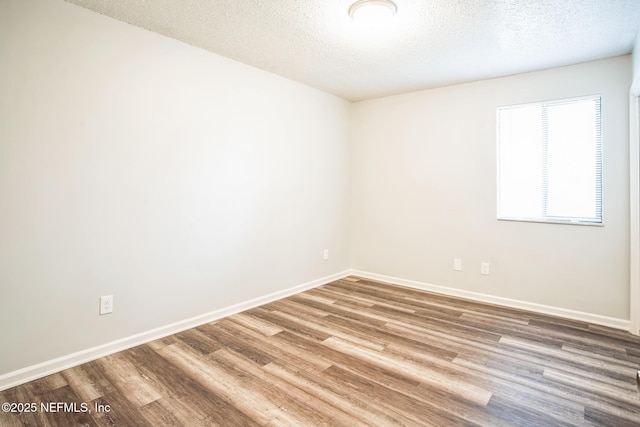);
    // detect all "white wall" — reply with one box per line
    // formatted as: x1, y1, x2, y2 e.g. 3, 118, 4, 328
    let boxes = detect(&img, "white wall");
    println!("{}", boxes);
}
351, 56, 631, 320
0, 0, 350, 377
630, 30, 640, 333
632, 30, 640, 96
